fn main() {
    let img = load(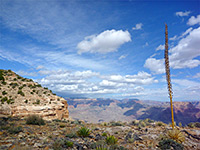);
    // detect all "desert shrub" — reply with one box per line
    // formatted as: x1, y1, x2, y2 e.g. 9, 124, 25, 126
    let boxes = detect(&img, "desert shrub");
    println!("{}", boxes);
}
96, 145, 109, 150
158, 139, 184, 150
22, 78, 26, 81
156, 121, 164, 127
8, 126, 23, 134
105, 135, 118, 145
188, 122, 200, 128
167, 128, 185, 143
17, 76, 22, 79
19, 86, 23, 90
71, 120, 82, 125
13, 78, 17, 81
52, 139, 63, 150
65, 141, 73, 148
26, 115, 45, 125
144, 118, 154, 124
7, 98, 14, 104
24, 100, 28, 103
2, 91, 7, 95
10, 82, 18, 88
1, 97, 8, 104
0, 71, 5, 82
139, 120, 146, 127
102, 132, 107, 137
18, 90, 25, 96
178, 122, 182, 127
33, 99, 40, 104
110, 121, 123, 126
2, 81, 6, 85
77, 127, 90, 137
66, 132, 78, 138
37, 84, 42, 87
59, 123, 65, 128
